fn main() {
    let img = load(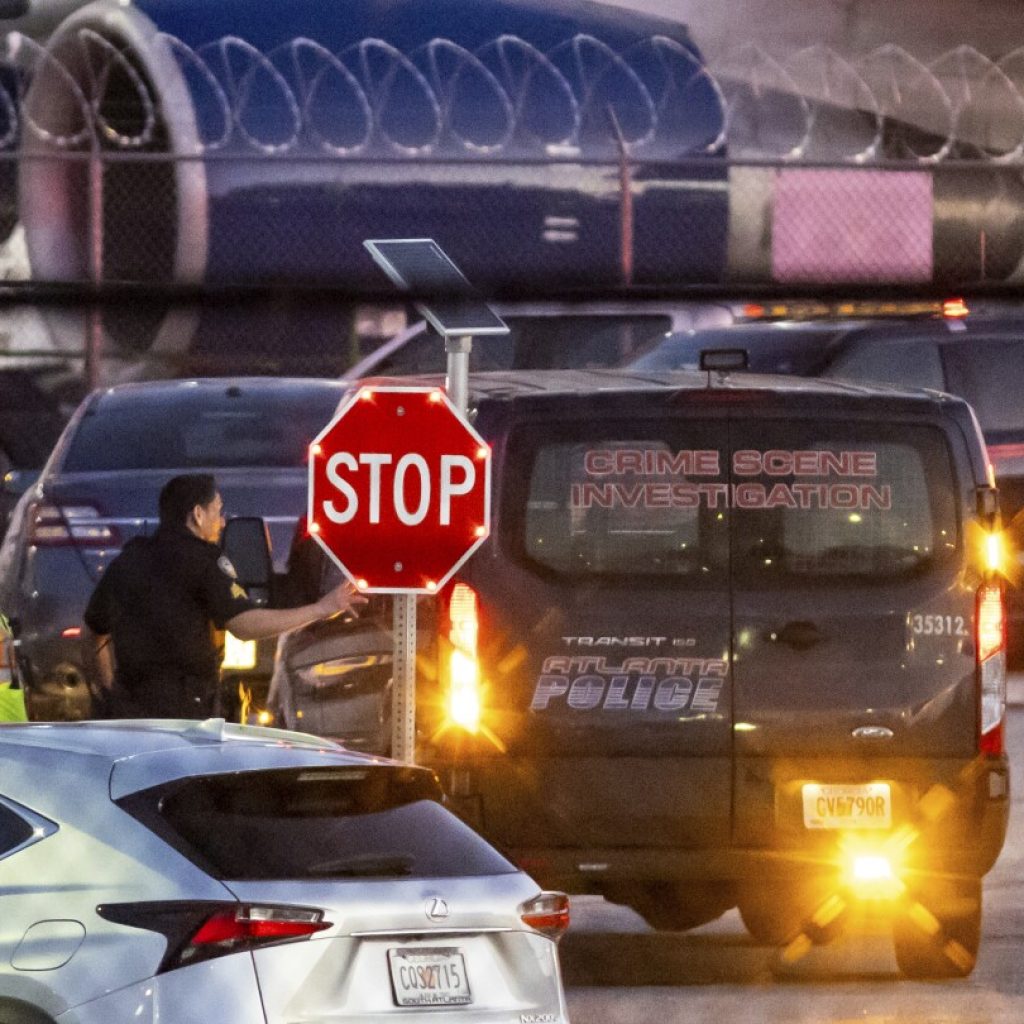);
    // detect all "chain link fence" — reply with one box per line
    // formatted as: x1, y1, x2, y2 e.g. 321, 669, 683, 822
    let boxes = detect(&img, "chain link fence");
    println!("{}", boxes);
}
1, 26, 1023, 392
